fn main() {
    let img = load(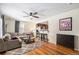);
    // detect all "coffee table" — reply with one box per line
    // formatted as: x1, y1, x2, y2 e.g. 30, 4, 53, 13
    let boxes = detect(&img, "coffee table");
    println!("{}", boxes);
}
23, 37, 35, 44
